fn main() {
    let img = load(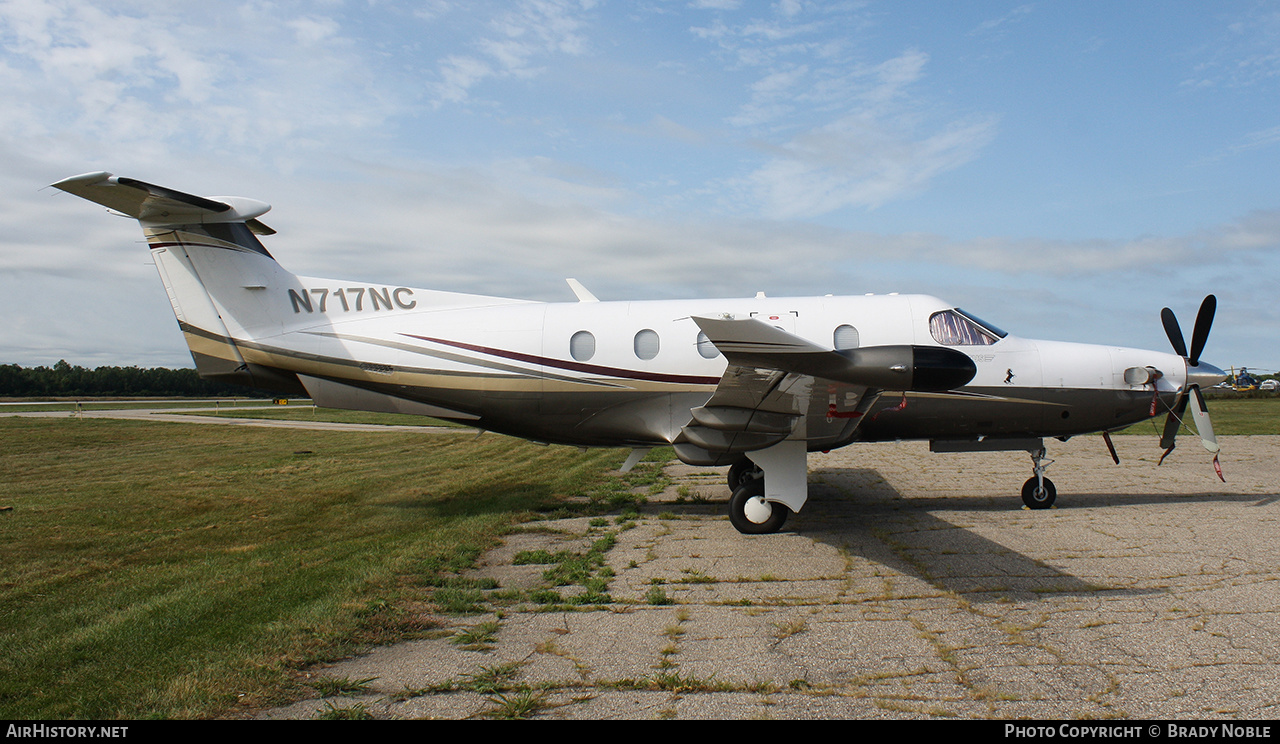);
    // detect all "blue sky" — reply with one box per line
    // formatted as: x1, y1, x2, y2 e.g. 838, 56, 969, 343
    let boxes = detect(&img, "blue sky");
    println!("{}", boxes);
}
1, 0, 1277, 373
